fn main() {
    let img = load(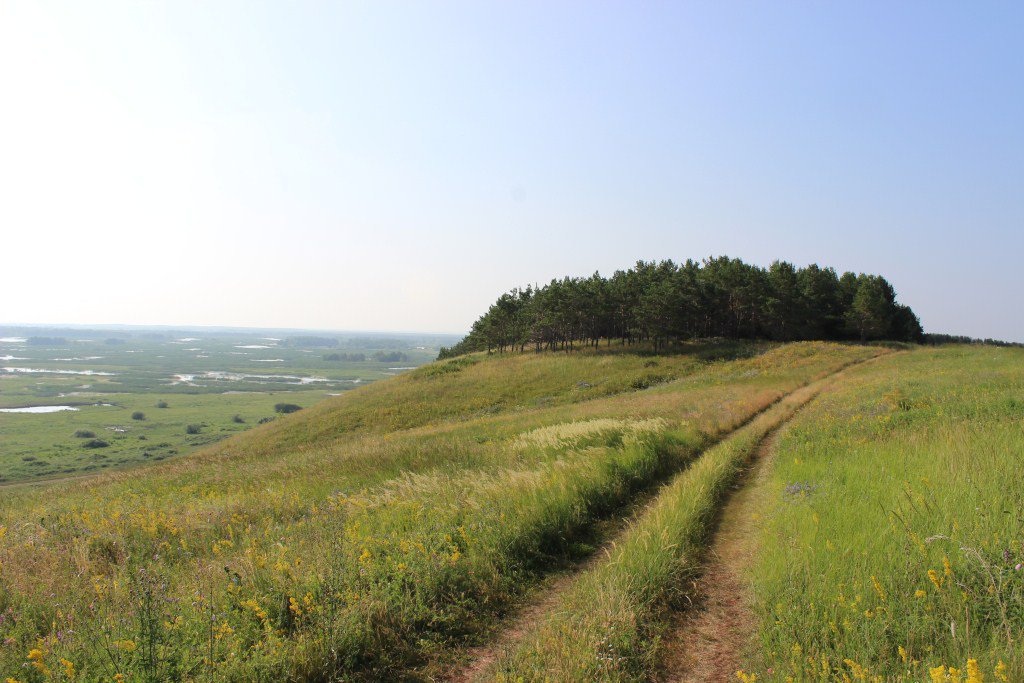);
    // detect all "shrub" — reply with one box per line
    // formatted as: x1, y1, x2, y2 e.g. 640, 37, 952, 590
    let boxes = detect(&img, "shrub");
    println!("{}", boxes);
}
274, 403, 302, 414
258, 416, 274, 424
232, 415, 245, 424
73, 430, 96, 438
83, 439, 109, 449
185, 424, 202, 435
156, 400, 169, 408
131, 411, 146, 421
